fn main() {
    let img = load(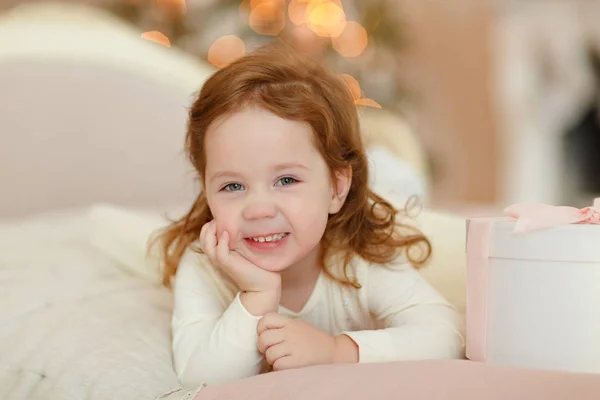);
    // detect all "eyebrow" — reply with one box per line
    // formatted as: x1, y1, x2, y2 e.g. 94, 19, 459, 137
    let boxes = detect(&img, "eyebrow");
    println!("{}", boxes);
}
208, 162, 309, 183
272, 162, 310, 172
